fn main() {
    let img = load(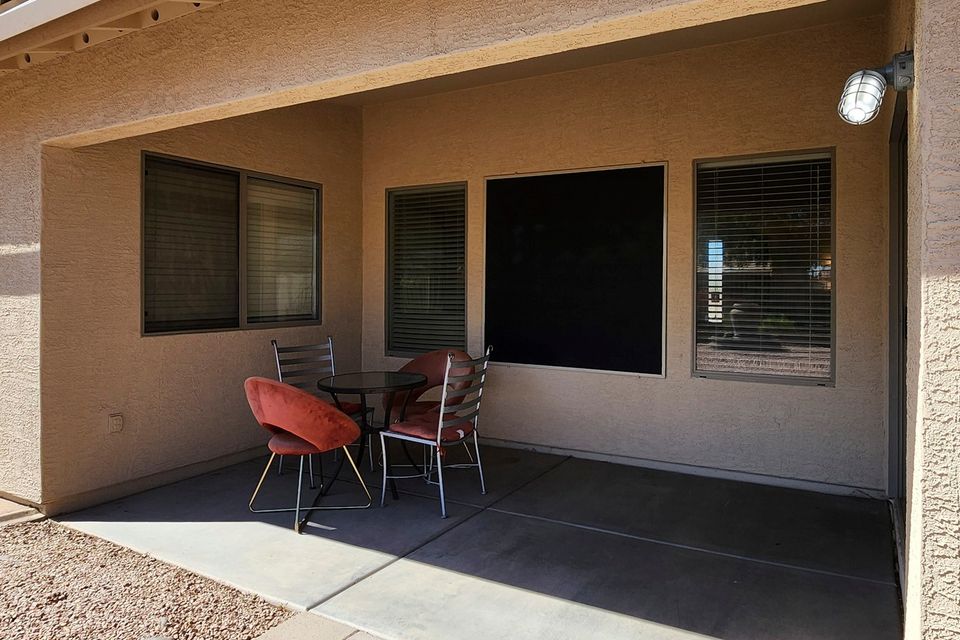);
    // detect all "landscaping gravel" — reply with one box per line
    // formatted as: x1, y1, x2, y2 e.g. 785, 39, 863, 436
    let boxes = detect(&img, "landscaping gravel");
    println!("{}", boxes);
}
0, 519, 292, 640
